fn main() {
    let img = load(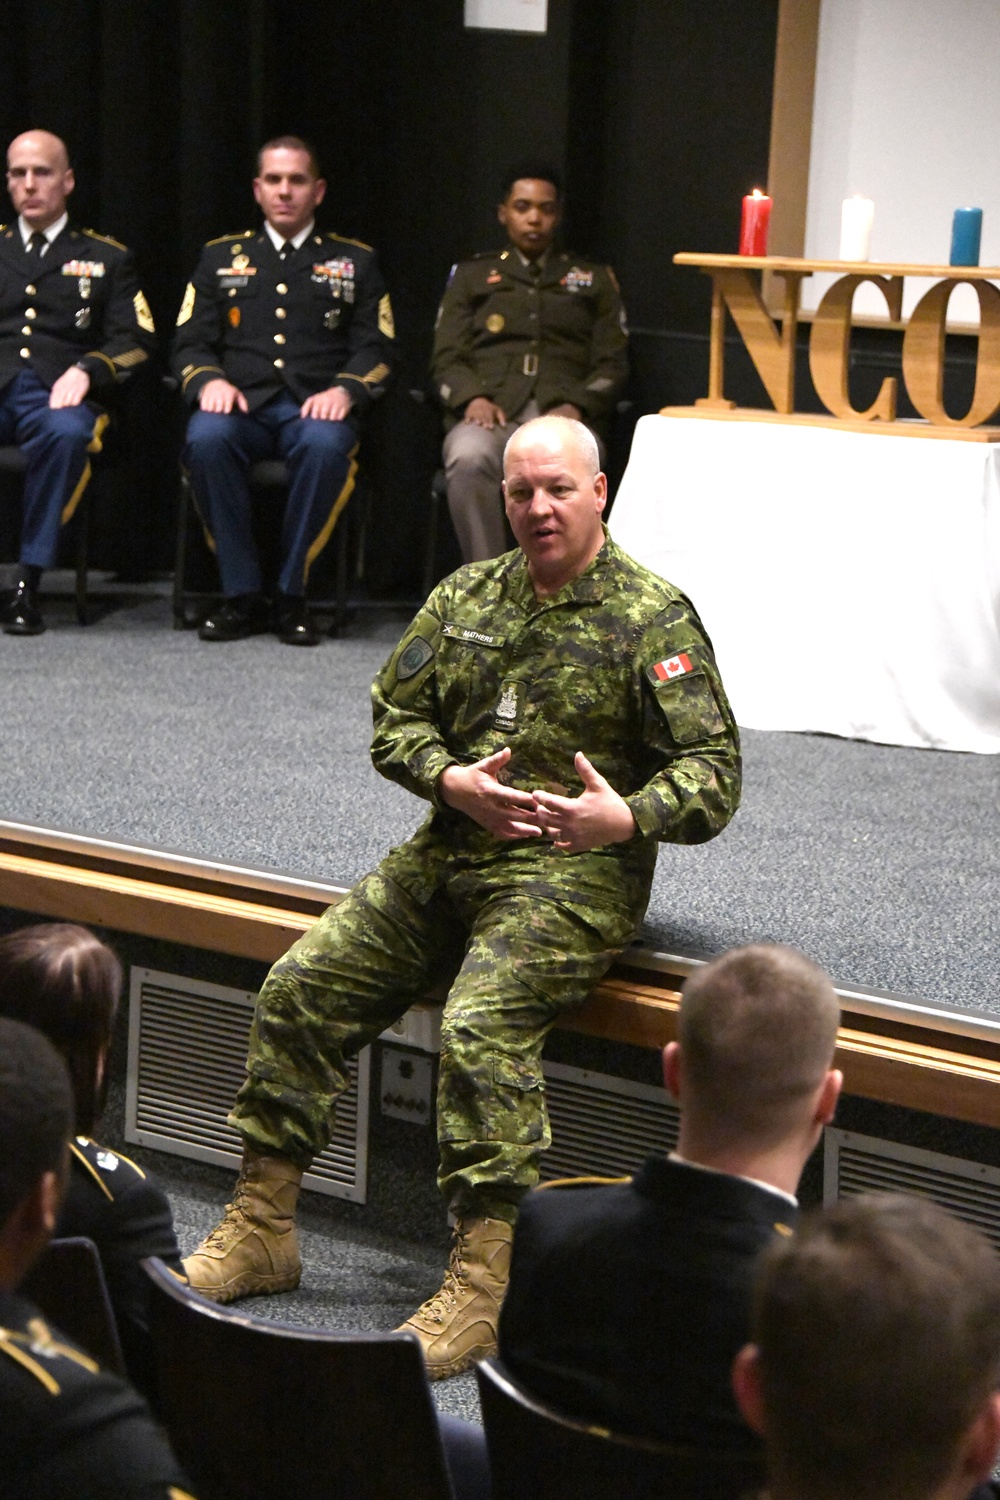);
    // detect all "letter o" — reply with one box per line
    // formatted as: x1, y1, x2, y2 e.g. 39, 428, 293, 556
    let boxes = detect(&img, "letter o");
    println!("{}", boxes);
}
902, 279, 1000, 427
